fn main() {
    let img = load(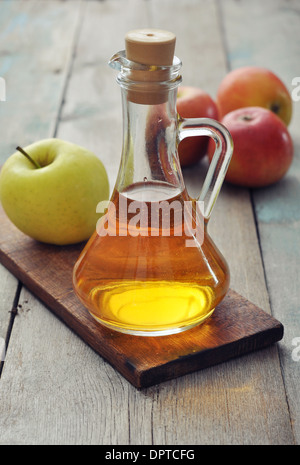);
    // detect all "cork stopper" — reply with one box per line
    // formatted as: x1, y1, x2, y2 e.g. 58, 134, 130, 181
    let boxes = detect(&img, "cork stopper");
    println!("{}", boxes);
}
125, 29, 176, 66
124, 29, 176, 104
